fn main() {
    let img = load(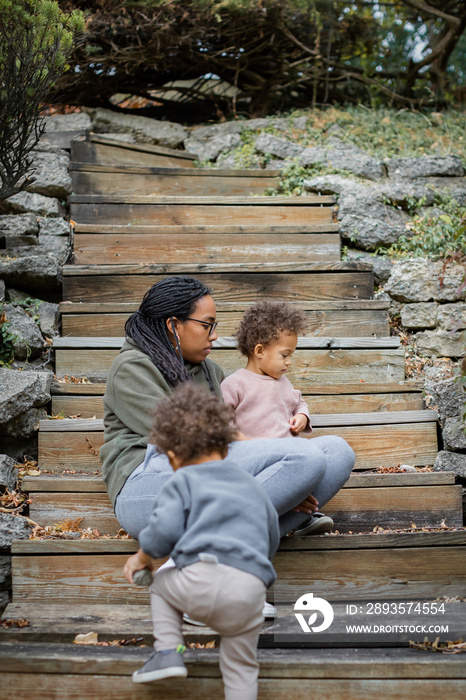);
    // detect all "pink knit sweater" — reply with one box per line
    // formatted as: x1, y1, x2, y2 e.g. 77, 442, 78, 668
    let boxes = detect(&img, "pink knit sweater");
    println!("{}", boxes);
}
221, 368, 312, 440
